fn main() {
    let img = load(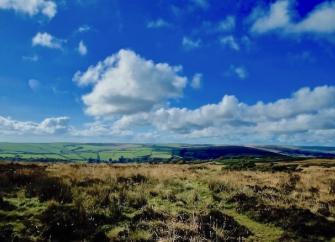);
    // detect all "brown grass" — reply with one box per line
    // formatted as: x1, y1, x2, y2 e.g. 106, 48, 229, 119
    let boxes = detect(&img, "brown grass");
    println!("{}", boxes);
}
1, 160, 335, 241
